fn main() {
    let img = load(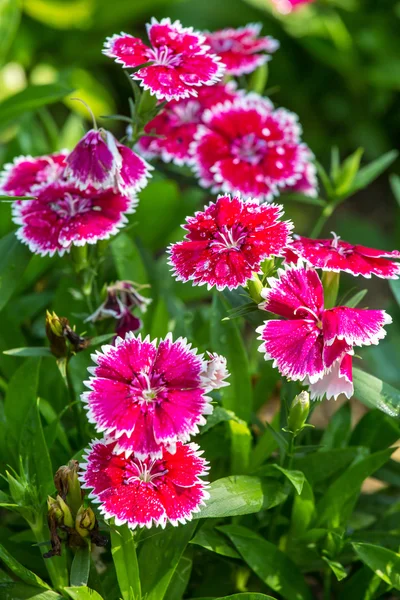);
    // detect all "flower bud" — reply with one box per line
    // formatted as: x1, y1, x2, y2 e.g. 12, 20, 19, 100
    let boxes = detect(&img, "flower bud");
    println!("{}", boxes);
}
45, 311, 68, 358
287, 391, 310, 434
54, 460, 82, 517
75, 506, 96, 538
